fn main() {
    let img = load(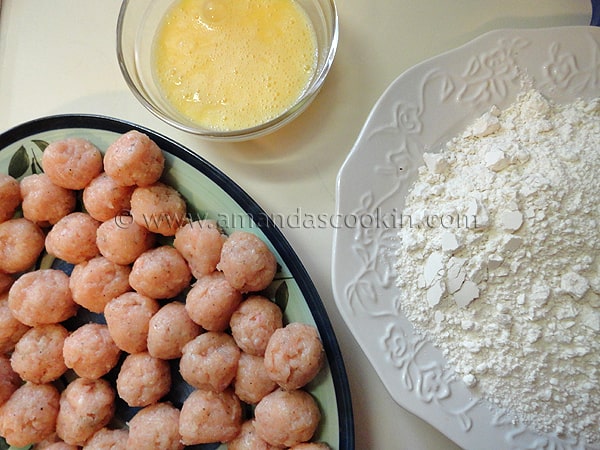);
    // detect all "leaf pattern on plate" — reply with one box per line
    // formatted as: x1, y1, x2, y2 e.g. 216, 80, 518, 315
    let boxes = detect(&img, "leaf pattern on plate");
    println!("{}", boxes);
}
8, 146, 29, 178
274, 279, 289, 313
7, 139, 47, 178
